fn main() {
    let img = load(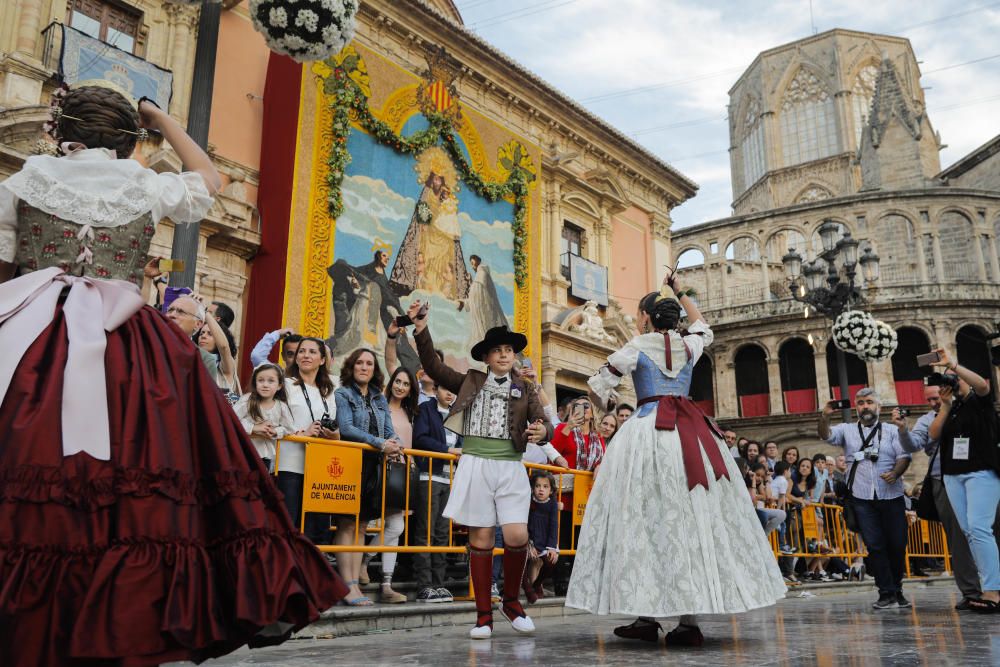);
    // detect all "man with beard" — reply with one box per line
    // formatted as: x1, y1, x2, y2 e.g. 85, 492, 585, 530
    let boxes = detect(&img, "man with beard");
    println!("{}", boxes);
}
818, 388, 912, 610
328, 247, 420, 370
